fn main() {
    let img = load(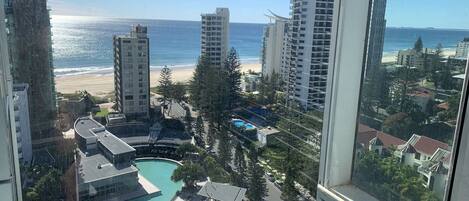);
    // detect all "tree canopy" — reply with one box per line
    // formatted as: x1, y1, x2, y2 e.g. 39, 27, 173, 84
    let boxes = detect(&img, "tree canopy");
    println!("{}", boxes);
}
171, 163, 206, 189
